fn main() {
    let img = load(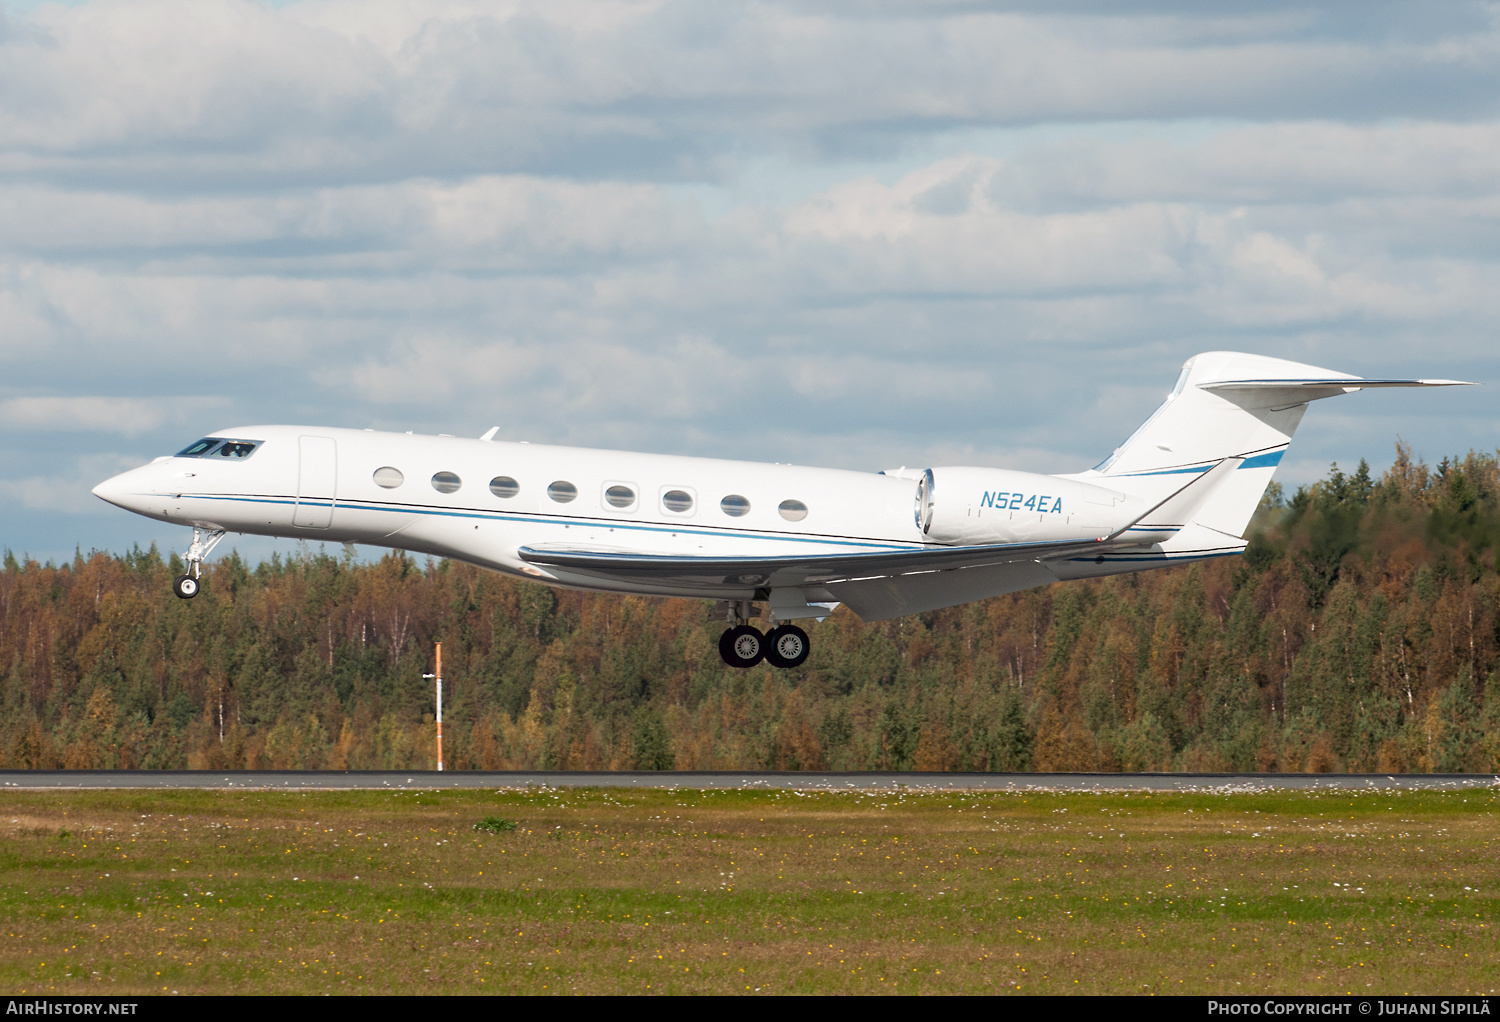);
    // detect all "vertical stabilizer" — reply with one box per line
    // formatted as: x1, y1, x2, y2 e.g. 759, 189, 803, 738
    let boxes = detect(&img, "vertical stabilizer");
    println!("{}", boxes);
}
1072, 351, 1468, 541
